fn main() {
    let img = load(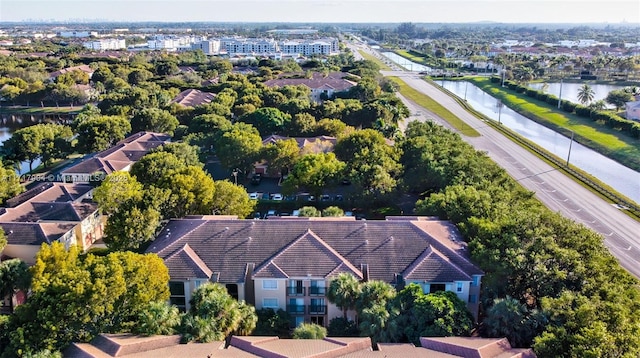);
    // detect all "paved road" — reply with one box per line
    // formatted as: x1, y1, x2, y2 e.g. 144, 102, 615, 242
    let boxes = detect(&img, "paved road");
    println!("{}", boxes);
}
382, 70, 640, 279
